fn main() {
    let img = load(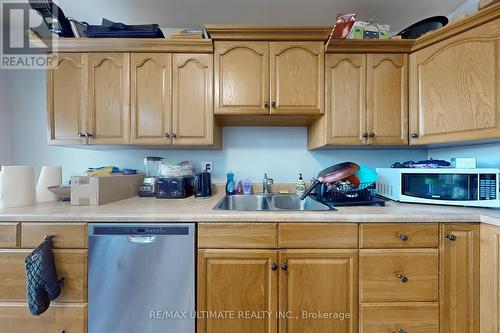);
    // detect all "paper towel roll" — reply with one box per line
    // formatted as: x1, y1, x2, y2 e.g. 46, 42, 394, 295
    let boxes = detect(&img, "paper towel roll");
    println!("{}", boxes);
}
0, 166, 36, 208
36, 166, 62, 202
